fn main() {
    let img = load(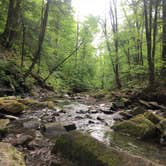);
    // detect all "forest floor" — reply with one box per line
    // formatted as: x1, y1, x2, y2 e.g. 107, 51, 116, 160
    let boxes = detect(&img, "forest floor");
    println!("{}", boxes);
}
0, 87, 166, 166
